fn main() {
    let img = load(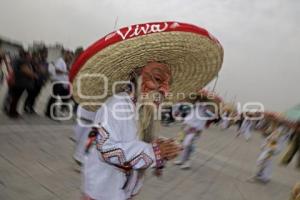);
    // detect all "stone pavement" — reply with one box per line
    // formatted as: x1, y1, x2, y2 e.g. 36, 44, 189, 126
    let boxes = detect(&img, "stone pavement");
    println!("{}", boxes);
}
0, 83, 299, 200
0, 112, 299, 200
